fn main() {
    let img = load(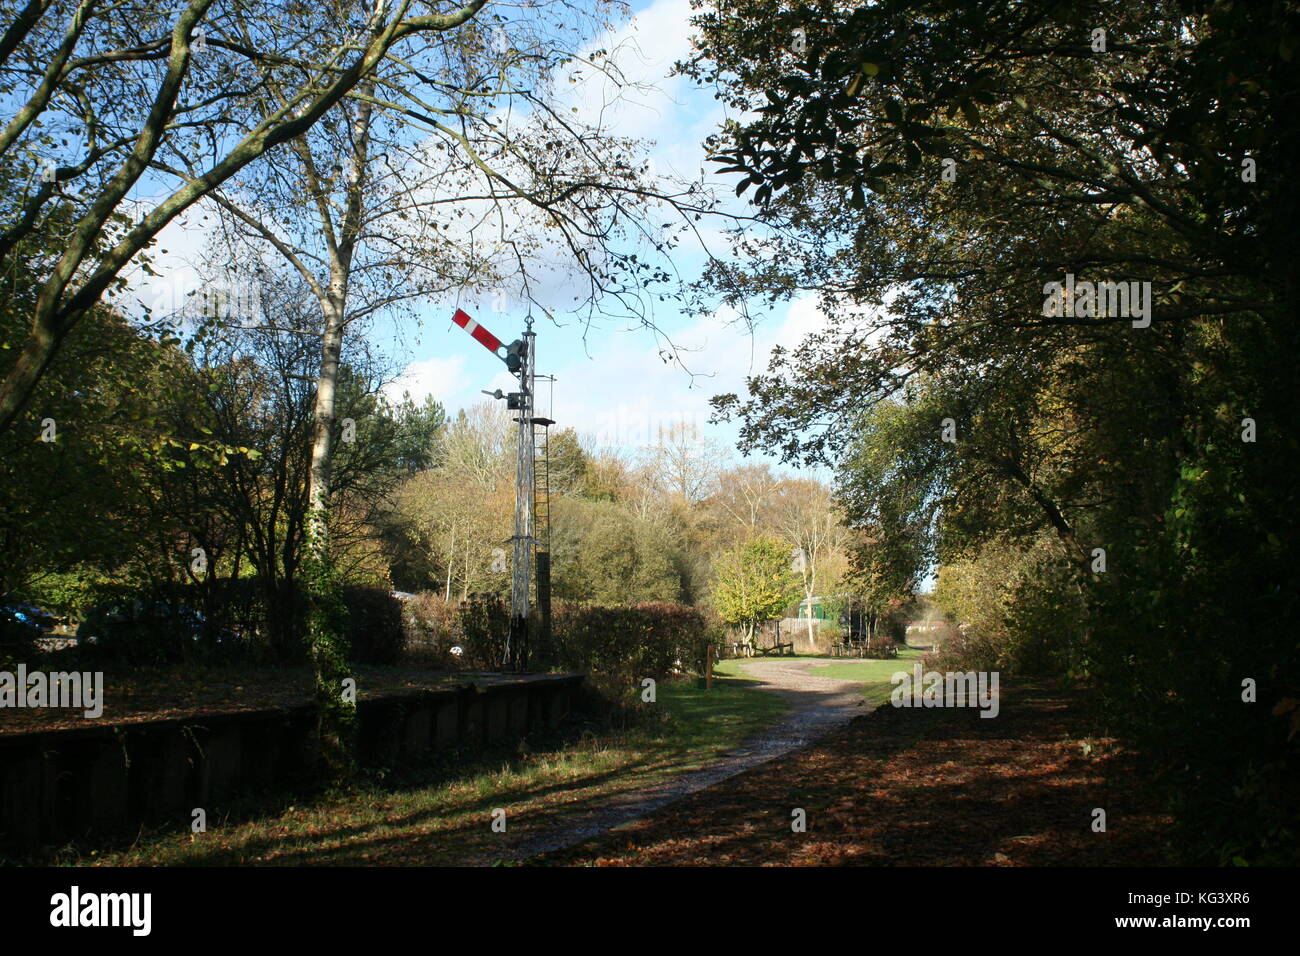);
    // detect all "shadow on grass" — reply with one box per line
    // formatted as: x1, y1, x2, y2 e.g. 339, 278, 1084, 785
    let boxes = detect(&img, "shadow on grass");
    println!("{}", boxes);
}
39, 669, 883, 866
54, 675, 797, 865
175, 751, 677, 866
533, 684, 1174, 867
